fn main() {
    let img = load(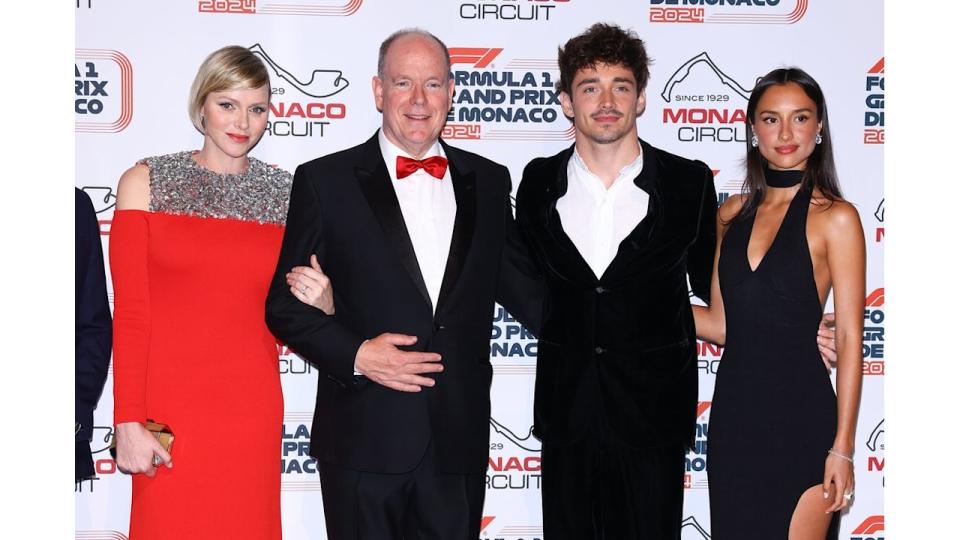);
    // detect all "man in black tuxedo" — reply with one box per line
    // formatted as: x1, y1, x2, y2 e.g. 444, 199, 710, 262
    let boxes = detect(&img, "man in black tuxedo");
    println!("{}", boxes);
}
76, 188, 112, 481
514, 24, 716, 538
265, 29, 541, 539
